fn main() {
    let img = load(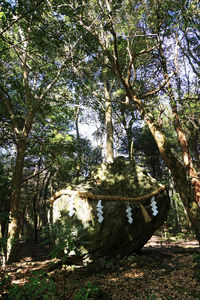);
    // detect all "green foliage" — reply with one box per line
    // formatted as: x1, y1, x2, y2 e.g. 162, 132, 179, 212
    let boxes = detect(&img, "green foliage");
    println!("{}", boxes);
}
74, 282, 102, 300
0, 163, 9, 197
7, 271, 56, 300
0, 271, 56, 300
43, 220, 81, 263
0, 273, 11, 295
165, 192, 195, 238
